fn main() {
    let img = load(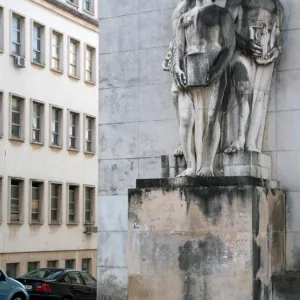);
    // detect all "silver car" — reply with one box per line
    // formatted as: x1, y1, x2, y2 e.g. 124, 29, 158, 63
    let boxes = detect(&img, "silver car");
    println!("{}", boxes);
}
0, 268, 29, 300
